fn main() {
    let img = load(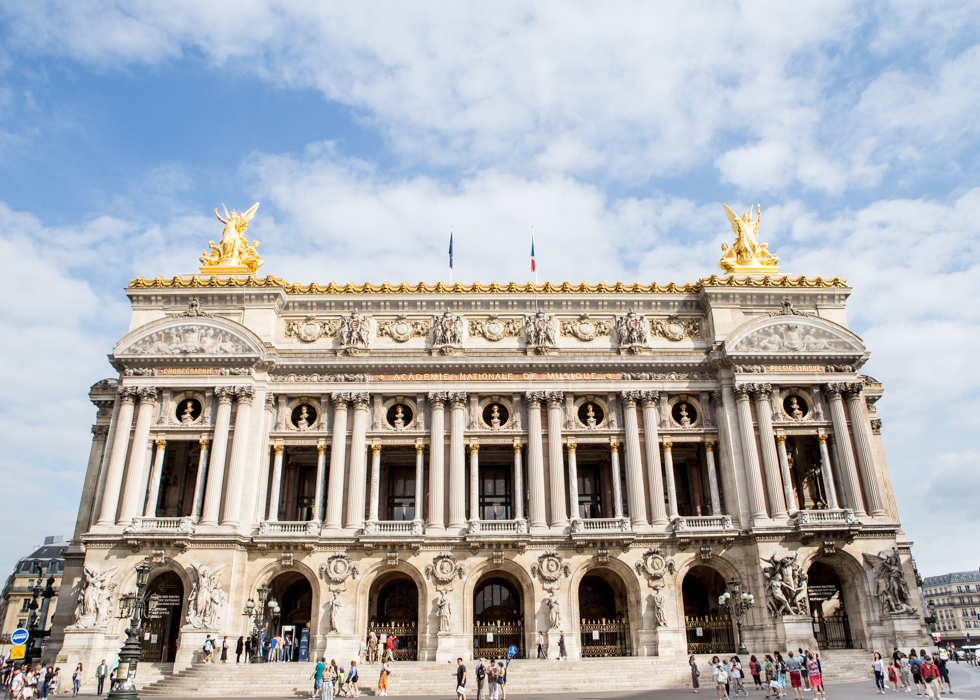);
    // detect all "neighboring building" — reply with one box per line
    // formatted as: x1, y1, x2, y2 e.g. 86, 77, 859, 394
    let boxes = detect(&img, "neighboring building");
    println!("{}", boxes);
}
922, 571, 980, 646
47, 203, 928, 676
0, 537, 67, 643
